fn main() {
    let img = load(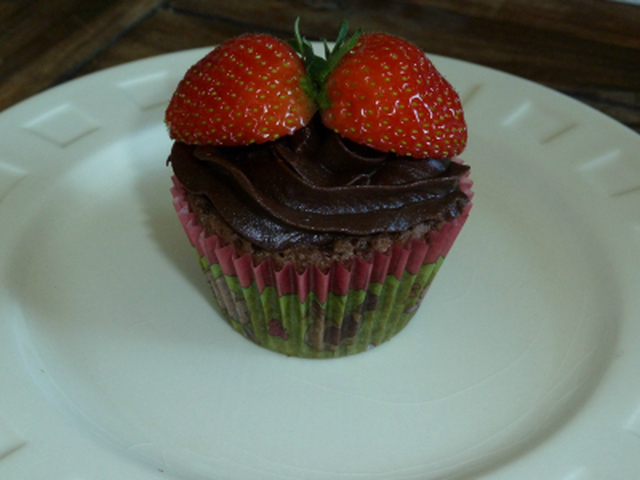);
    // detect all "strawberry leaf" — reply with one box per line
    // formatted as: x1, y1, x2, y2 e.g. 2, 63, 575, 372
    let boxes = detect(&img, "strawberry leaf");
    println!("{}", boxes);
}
289, 19, 361, 110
